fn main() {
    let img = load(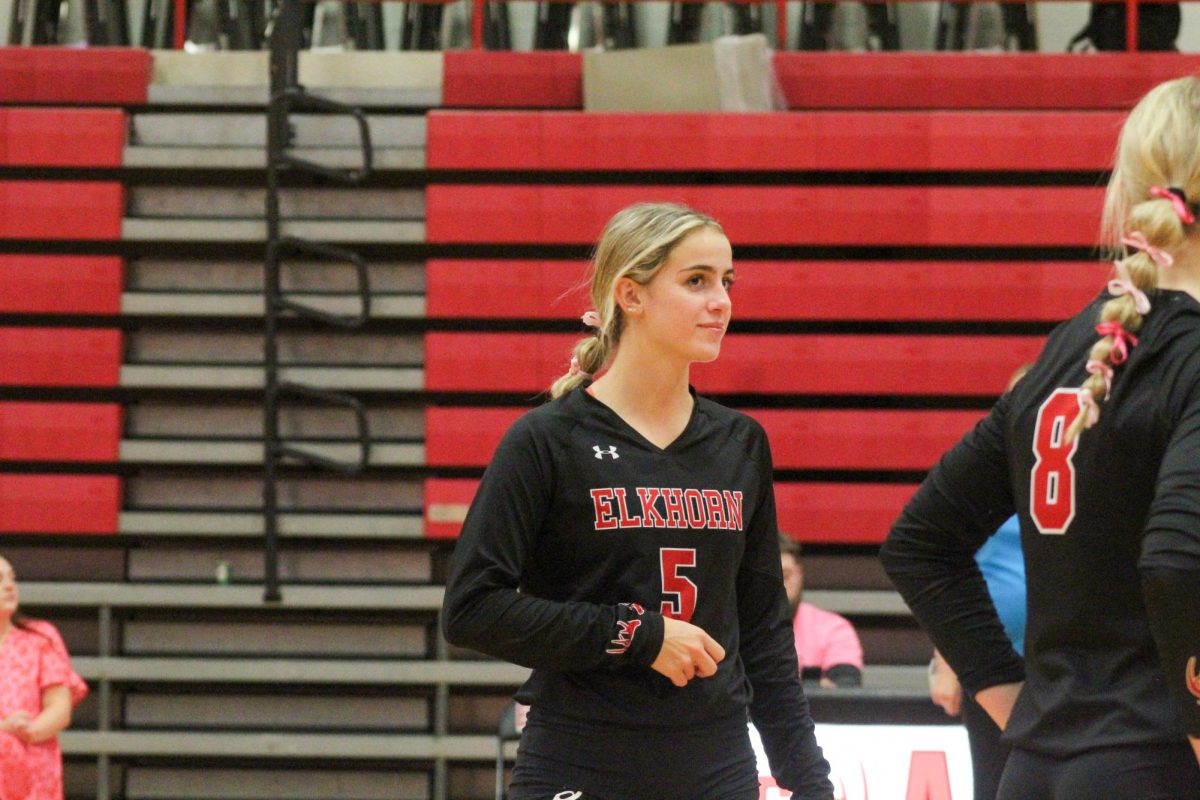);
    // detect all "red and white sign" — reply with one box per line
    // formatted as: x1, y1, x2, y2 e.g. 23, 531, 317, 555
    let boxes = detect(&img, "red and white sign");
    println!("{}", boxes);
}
752, 723, 974, 800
